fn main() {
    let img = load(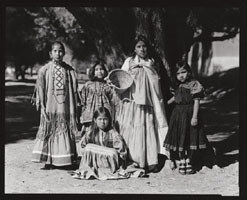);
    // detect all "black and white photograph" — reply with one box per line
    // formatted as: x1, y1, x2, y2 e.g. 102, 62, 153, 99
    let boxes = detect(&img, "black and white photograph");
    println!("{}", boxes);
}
4, 5, 240, 195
